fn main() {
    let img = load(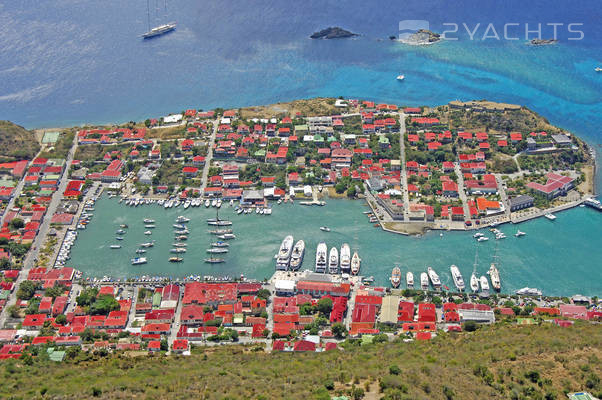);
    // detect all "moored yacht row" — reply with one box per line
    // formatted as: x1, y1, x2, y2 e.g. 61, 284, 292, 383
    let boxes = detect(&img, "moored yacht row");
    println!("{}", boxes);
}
274, 237, 360, 275
388, 264, 501, 294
